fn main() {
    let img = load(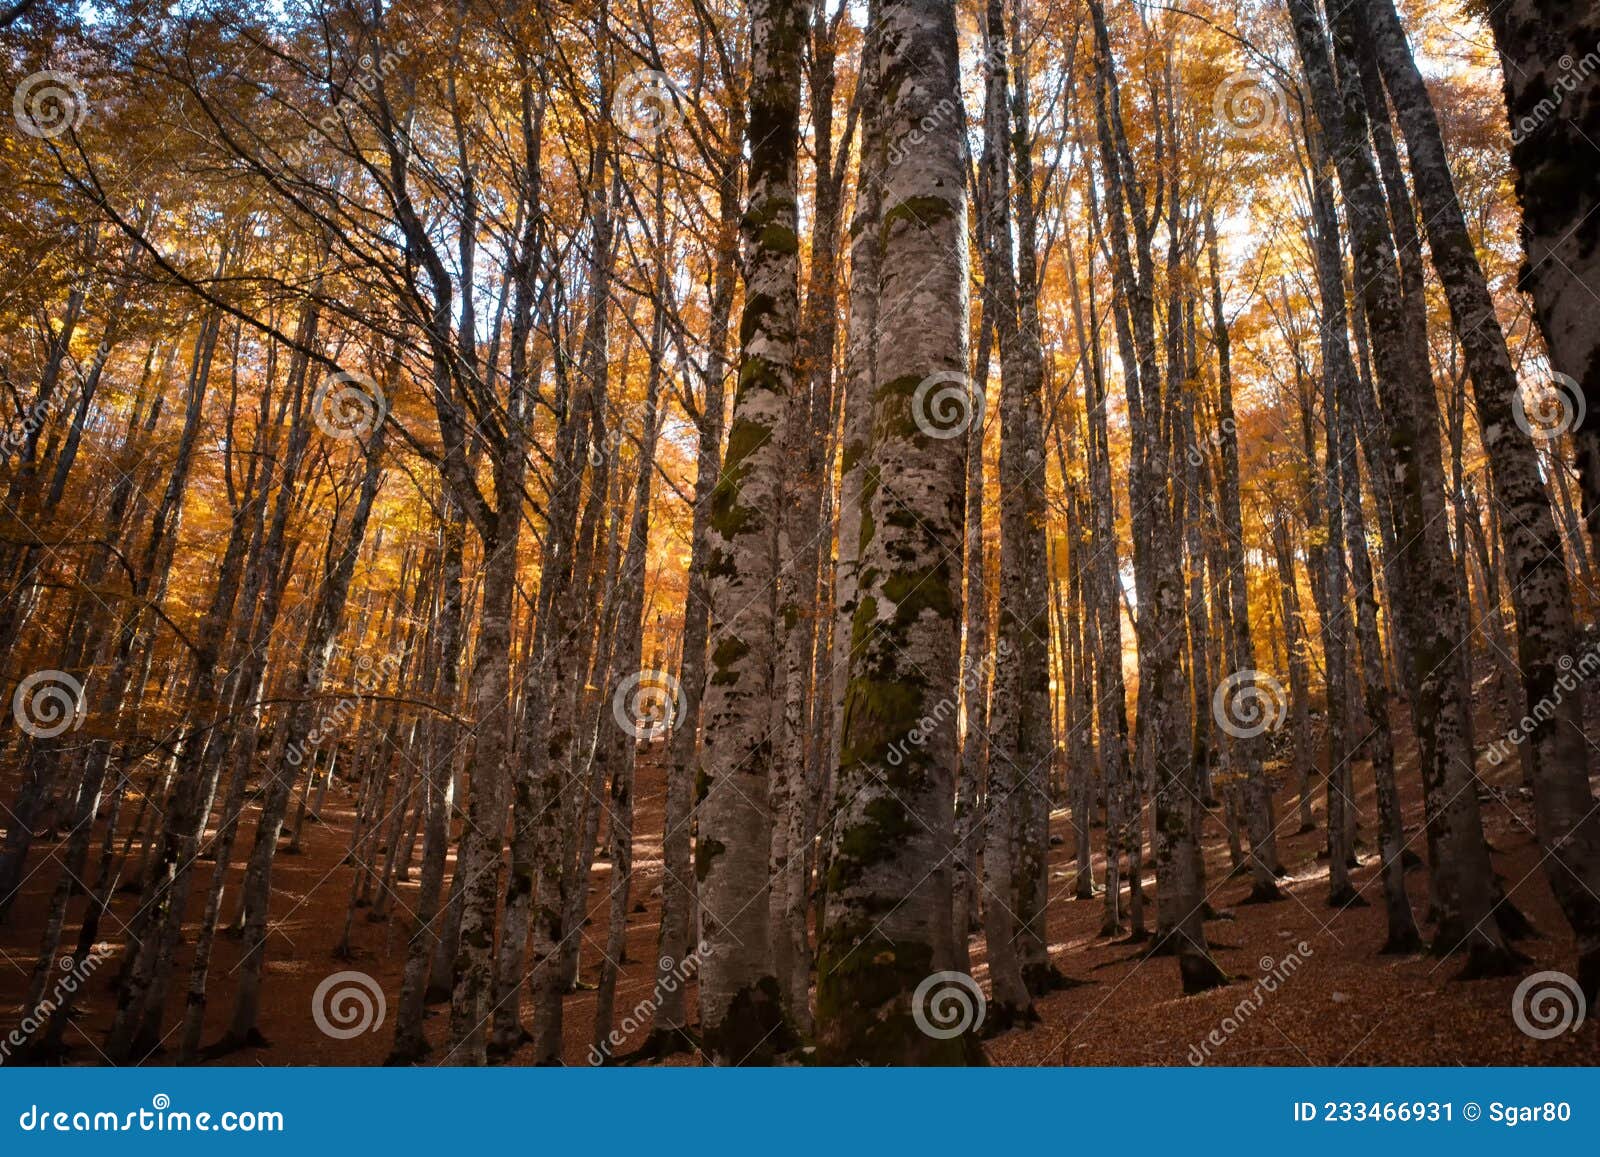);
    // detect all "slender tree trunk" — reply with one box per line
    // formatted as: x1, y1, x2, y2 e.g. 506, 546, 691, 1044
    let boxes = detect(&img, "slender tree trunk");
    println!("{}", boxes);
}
648, 136, 740, 1056
977, 0, 1037, 1026
1089, 0, 1220, 989
592, 159, 669, 1050
817, 4, 883, 969
695, 0, 804, 1065
1073, 209, 1131, 938
1206, 213, 1282, 901
952, 309, 992, 974
390, 507, 466, 1062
